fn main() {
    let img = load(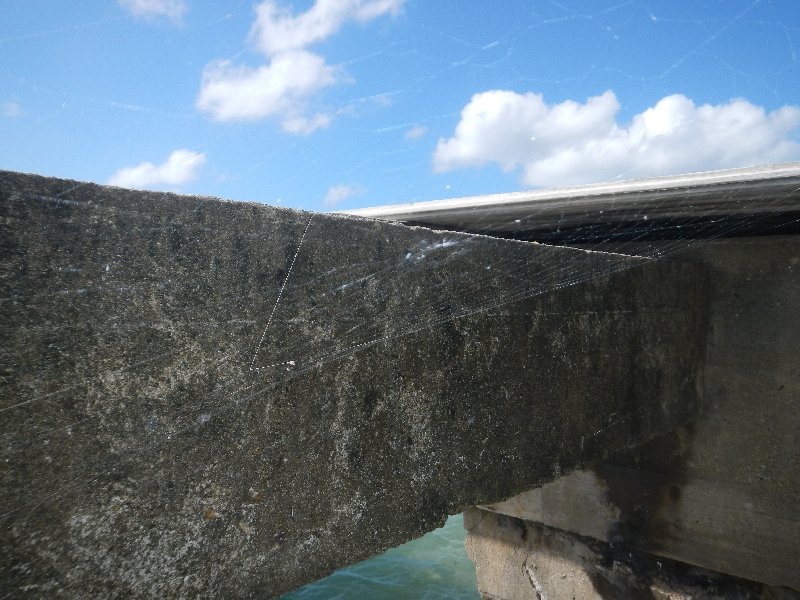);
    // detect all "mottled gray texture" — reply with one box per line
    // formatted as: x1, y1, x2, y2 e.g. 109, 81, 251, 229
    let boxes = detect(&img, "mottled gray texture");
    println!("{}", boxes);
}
473, 235, 800, 593
1, 171, 706, 598
476, 235, 800, 595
